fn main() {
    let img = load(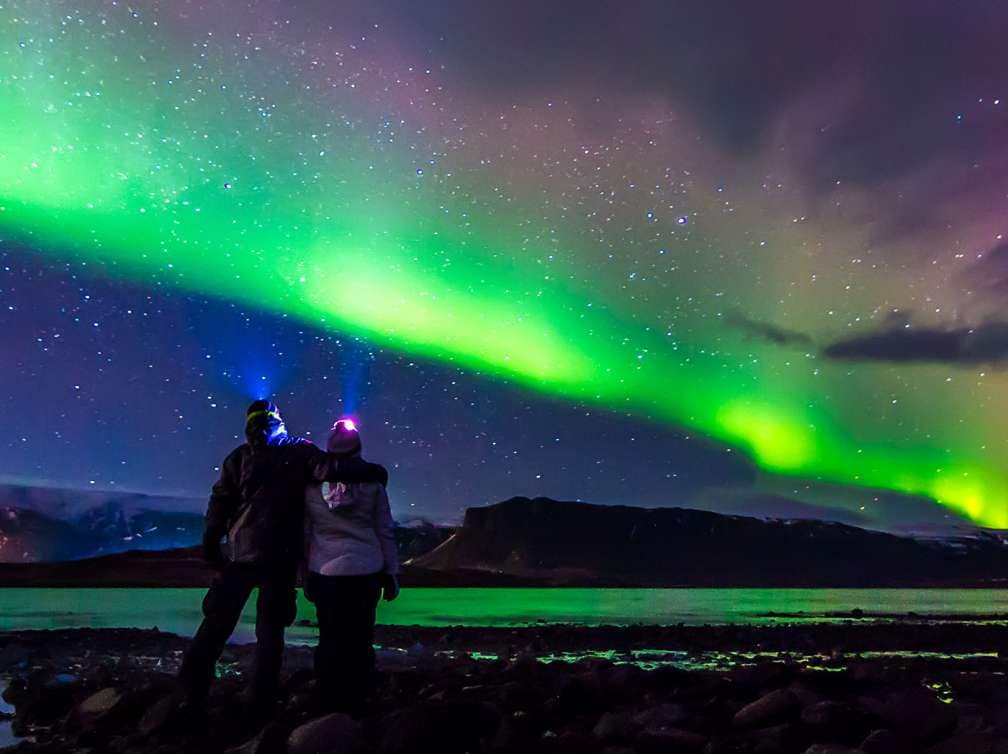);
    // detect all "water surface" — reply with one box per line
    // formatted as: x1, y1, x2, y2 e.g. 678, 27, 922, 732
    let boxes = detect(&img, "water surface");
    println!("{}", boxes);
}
1, 588, 1007, 643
